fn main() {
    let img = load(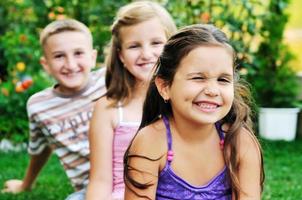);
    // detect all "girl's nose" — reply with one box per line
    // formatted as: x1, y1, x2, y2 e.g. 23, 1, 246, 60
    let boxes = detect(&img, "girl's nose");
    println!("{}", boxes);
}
204, 88, 218, 96
203, 81, 219, 97
141, 46, 153, 60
